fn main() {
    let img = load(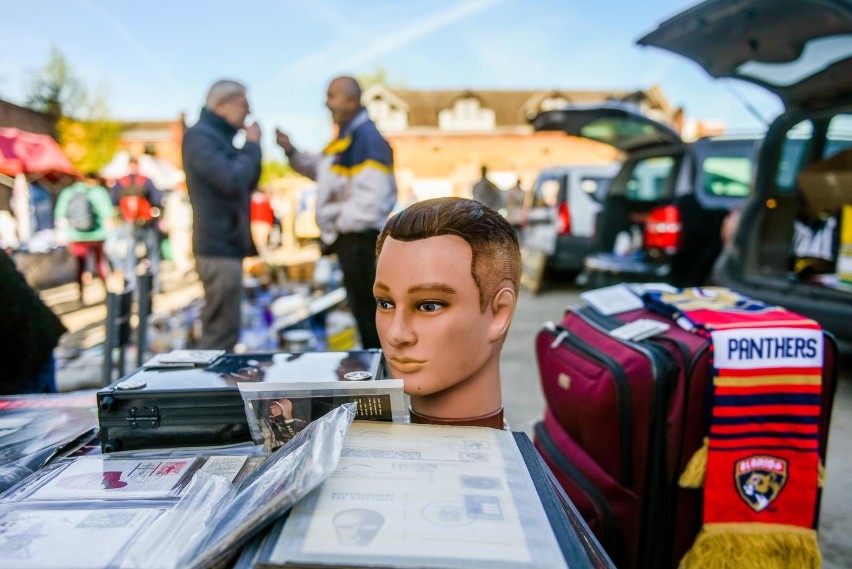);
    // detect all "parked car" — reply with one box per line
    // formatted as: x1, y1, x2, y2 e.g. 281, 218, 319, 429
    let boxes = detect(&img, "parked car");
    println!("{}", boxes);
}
524, 164, 619, 275
533, 105, 759, 287
638, 0, 852, 341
